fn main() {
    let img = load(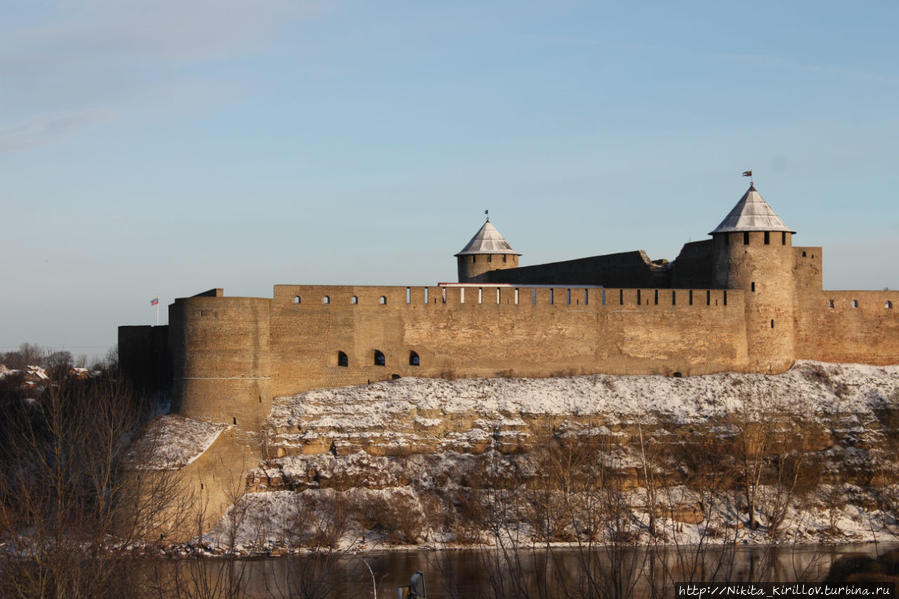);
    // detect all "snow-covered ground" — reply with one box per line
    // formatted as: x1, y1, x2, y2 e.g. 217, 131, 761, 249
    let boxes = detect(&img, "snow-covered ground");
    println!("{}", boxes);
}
197, 361, 899, 552
126, 415, 229, 470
